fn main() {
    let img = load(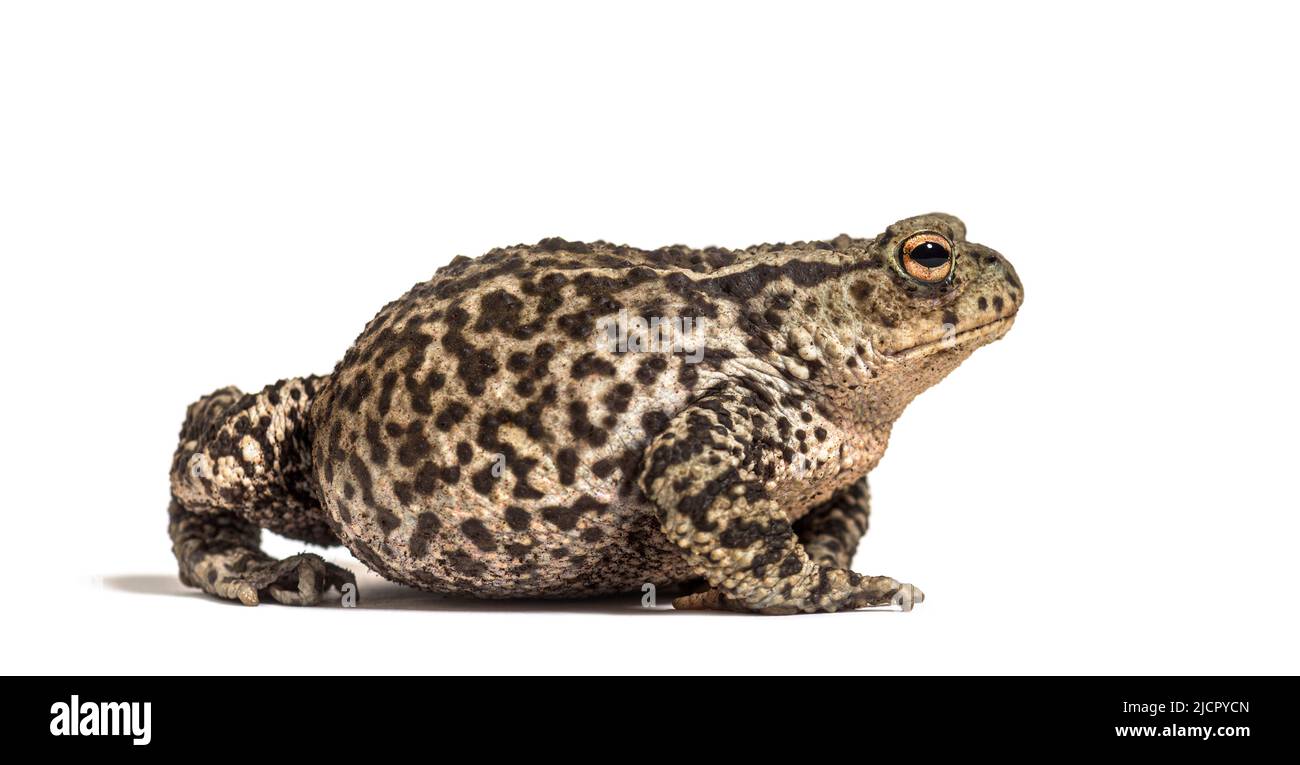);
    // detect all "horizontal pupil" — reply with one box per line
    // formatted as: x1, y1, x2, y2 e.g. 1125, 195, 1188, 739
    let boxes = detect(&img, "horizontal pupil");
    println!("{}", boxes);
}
909, 242, 949, 268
